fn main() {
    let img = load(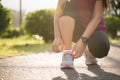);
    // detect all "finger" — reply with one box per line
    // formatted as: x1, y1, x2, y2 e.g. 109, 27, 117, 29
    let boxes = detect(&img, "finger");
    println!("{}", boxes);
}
72, 51, 79, 58
59, 45, 63, 51
72, 46, 79, 56
74, 51, 83, 58
72, 49, 82, 58
52, 45, 60, 53
72, 50, 76, 57
73, 54, 82, 58
72, 46, 76, 56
